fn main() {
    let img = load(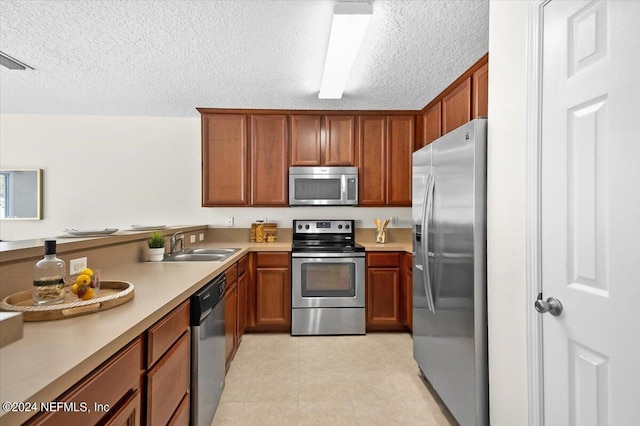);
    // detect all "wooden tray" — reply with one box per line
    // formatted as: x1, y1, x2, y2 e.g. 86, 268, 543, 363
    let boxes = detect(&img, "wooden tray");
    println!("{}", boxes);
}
0, 280, 134, 321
